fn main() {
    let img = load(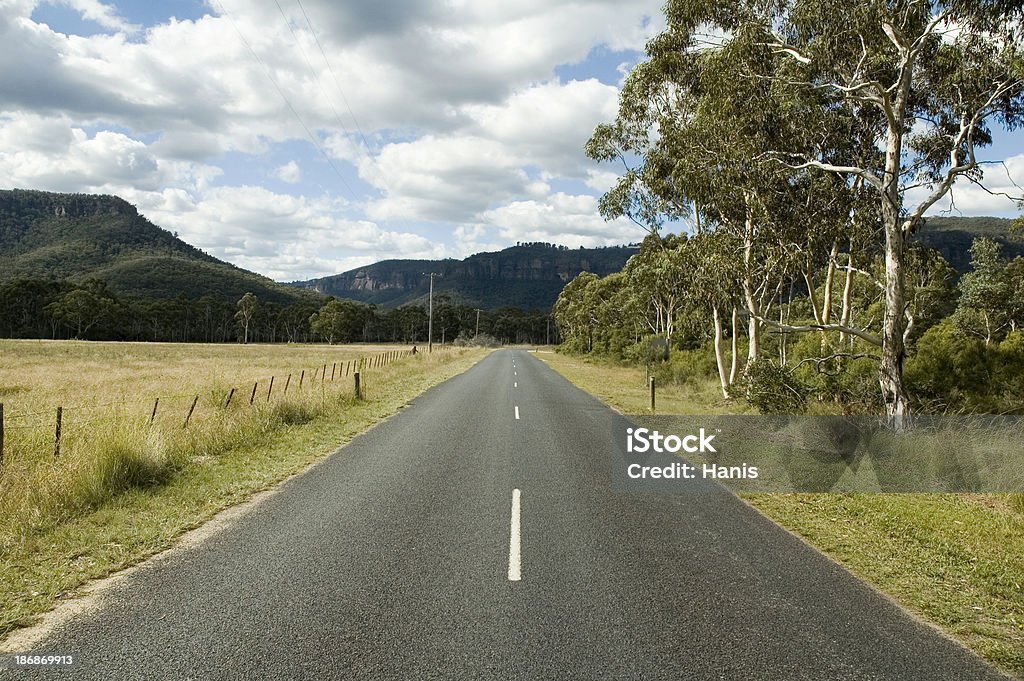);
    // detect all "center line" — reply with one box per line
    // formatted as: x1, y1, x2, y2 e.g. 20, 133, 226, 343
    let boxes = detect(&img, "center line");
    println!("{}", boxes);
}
508, 488, 522, 582
514, 382, 518, 388
514, 405, 520, 419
